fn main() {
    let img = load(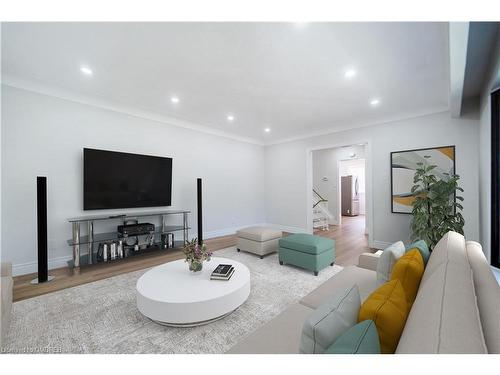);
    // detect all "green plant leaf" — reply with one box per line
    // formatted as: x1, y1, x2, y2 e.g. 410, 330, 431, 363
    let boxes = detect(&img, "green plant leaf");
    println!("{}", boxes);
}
409, 161, 464, 249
